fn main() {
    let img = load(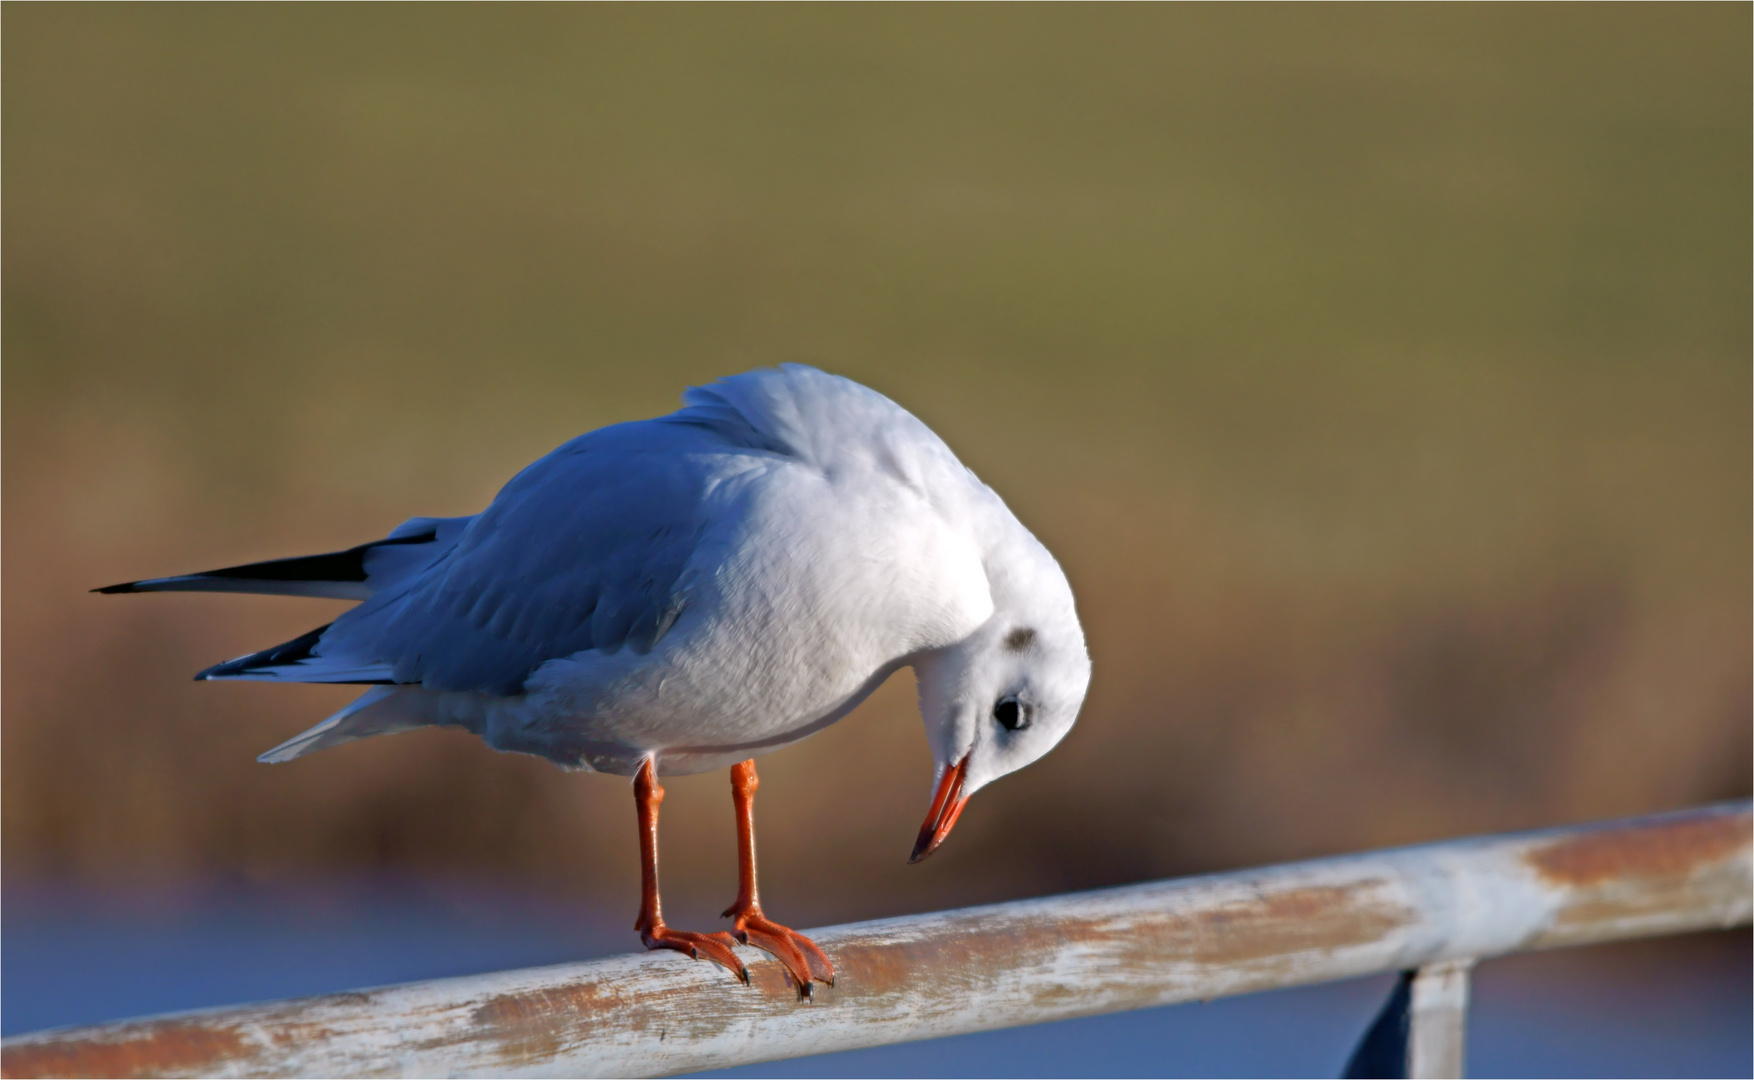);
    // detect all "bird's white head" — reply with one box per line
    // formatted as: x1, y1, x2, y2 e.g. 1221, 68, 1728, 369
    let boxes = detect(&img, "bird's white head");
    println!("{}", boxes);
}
908, 525, 1091, 863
